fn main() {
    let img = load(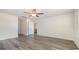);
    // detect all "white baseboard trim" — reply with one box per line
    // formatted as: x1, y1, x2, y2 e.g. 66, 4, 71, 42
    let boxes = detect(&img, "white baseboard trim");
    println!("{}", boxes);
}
37, 34, 73, 41
0, 34, 18, 40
